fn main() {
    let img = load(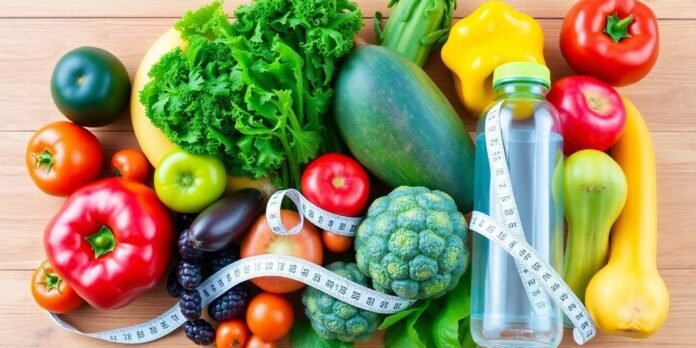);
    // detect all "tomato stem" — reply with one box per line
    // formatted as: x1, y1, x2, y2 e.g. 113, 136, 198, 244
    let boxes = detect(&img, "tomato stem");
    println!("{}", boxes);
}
604, 13, 634, 43
85, 225, 117, 259
38, 265, 62, 293
33, 149, 55, 173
